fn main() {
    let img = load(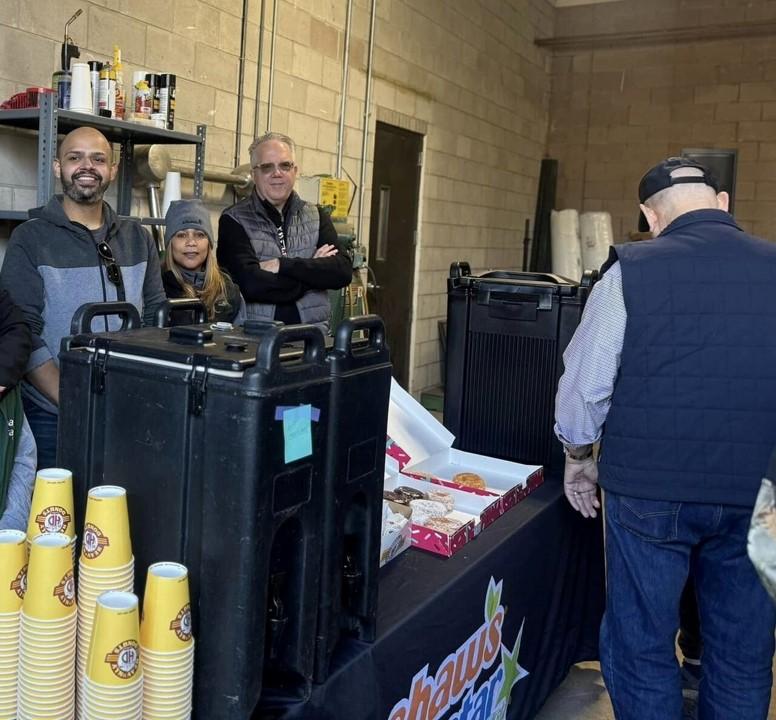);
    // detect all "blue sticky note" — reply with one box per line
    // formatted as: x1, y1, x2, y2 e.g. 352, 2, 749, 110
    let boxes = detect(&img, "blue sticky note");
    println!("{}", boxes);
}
283, 404, 312, 464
